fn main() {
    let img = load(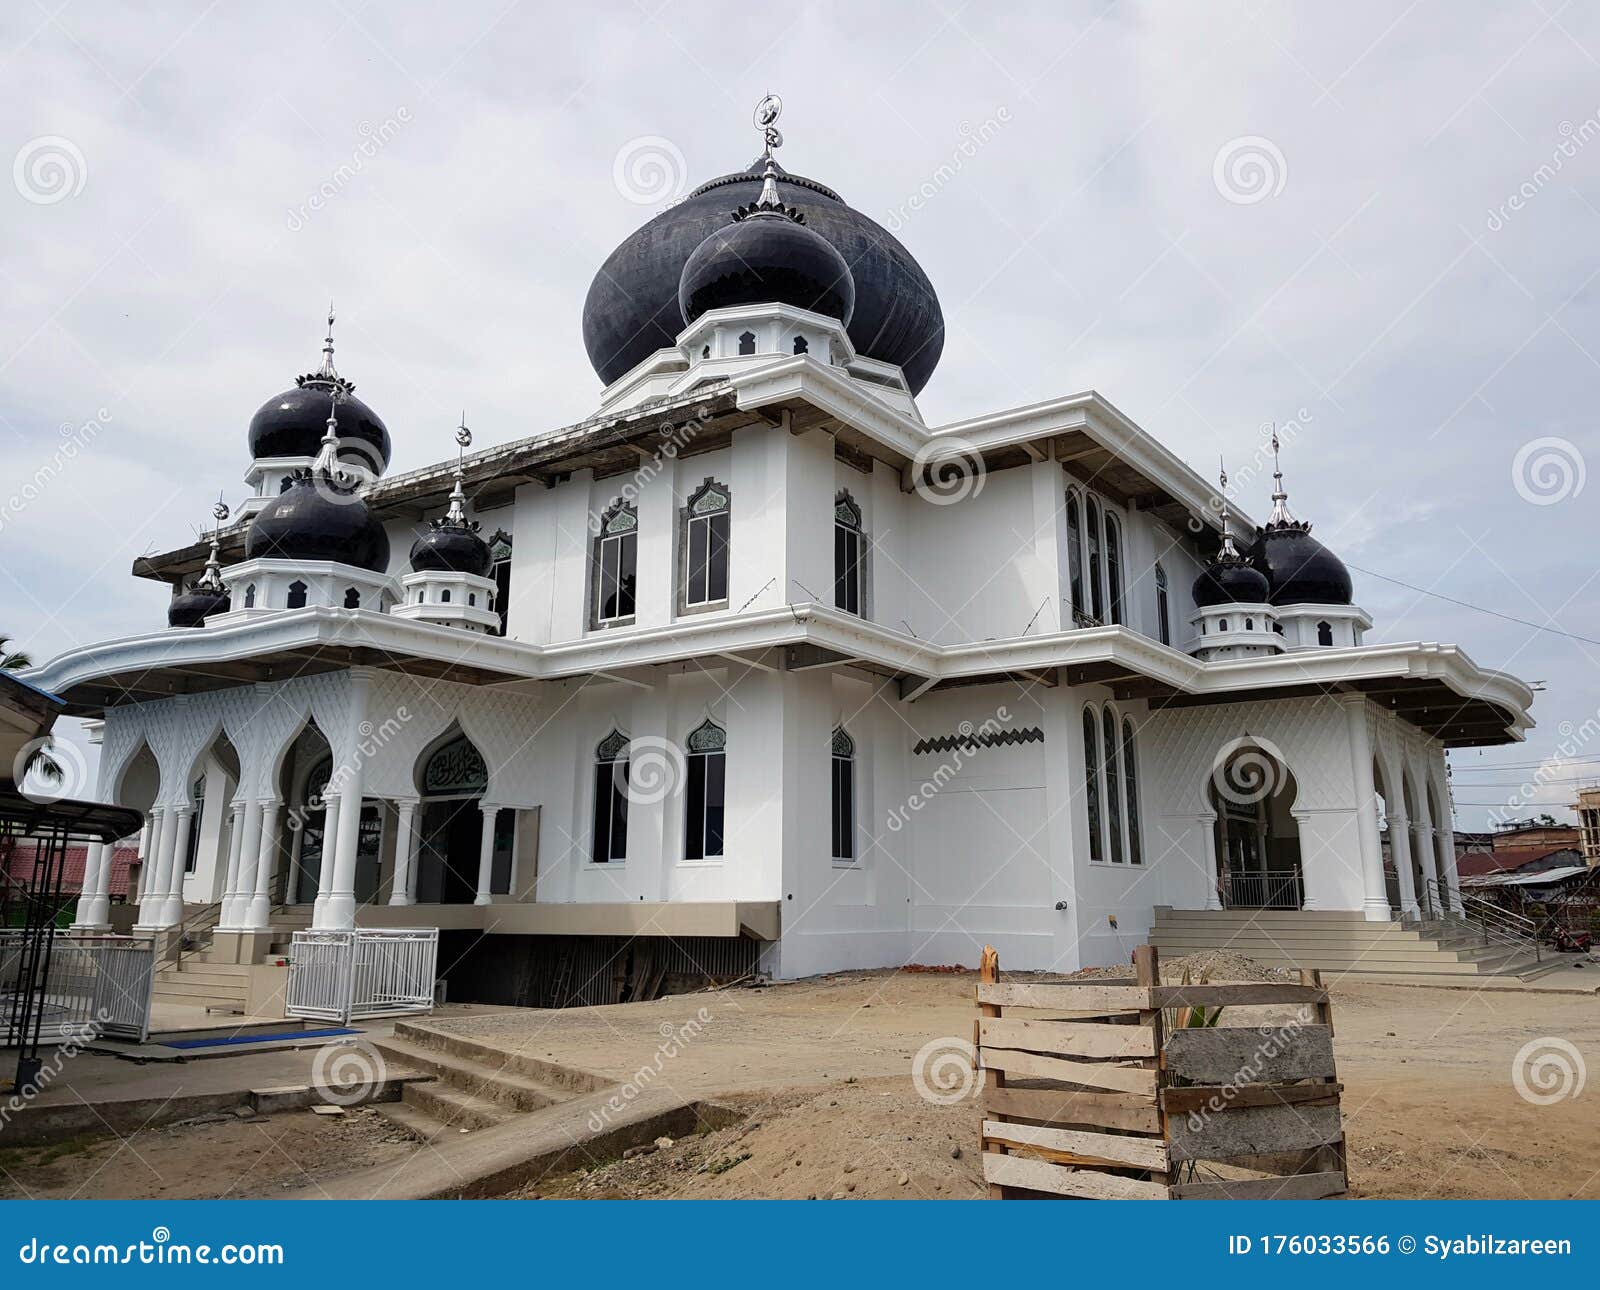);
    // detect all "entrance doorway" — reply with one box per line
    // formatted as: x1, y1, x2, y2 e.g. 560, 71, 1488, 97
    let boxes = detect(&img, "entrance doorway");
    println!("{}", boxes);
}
411, 734, 514, 904
1210, 746, 1303, 909
289, 756, 382, 906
